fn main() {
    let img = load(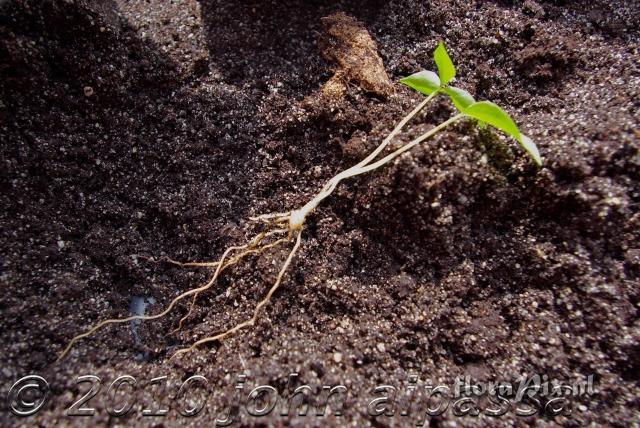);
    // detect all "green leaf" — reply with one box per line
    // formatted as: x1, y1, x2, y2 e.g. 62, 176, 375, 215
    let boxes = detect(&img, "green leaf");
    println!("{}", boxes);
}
519, 134, 542, 166
399, 70, 441, 95
442, 86, 475, 112
465, 101, 542, 166
434, 42, 456, 85
463, 101, 521, 142
477, 120, 487, 129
